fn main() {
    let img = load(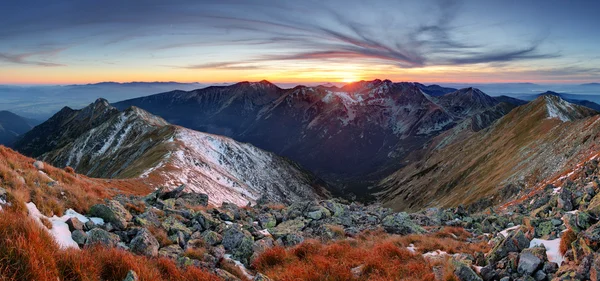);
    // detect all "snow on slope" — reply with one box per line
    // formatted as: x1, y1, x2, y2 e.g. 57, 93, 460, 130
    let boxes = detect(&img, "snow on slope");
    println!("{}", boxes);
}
545, 95, 576, 122
144, 127, 328, 206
